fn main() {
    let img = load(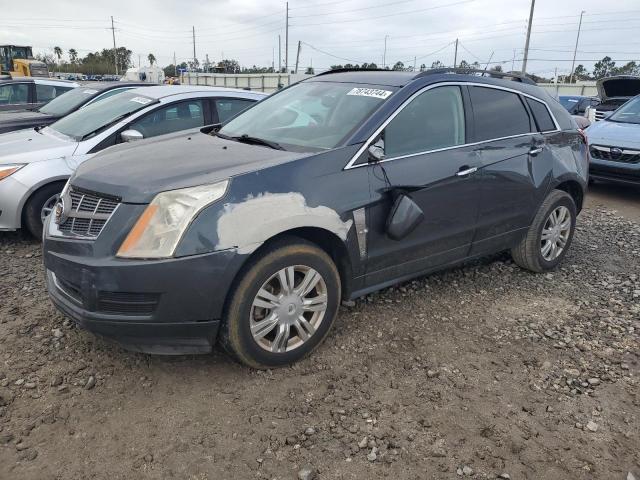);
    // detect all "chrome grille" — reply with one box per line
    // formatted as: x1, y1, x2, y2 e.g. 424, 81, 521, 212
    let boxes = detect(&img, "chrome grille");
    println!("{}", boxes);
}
56, 187, 120, 238
590, 145, 640, 164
